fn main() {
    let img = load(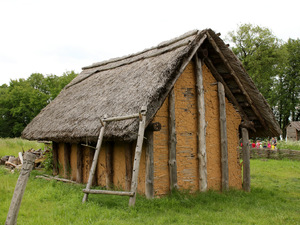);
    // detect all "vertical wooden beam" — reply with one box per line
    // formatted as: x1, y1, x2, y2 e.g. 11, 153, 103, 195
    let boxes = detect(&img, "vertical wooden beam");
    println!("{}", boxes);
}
168, 88, 178, 190
218, 82, 229, 191
76, 144, 83, 183
242, 128, 251, 192
195, 54, 207, 192
106, 141, 114, 189
89, 147, 98, 186
129, 106, 147, 207
125, 142, 133, 191
63, 143, 71, 179
145, 130, 154, 199
5, 152, 36, 225
52, 142, 59, 176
